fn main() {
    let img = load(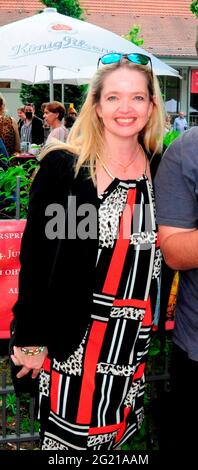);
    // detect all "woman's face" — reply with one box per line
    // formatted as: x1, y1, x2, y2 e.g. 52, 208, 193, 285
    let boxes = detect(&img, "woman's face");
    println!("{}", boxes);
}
17, 109, 25, 120
96, 67, 153, 141
43, 108, 59, 127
